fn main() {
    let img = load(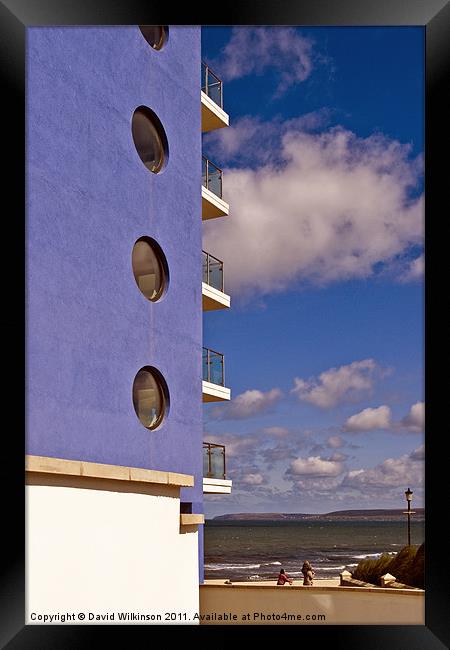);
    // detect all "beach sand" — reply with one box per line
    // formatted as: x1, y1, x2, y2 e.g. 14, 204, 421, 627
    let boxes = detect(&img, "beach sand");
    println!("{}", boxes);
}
204, 578, 340, 587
